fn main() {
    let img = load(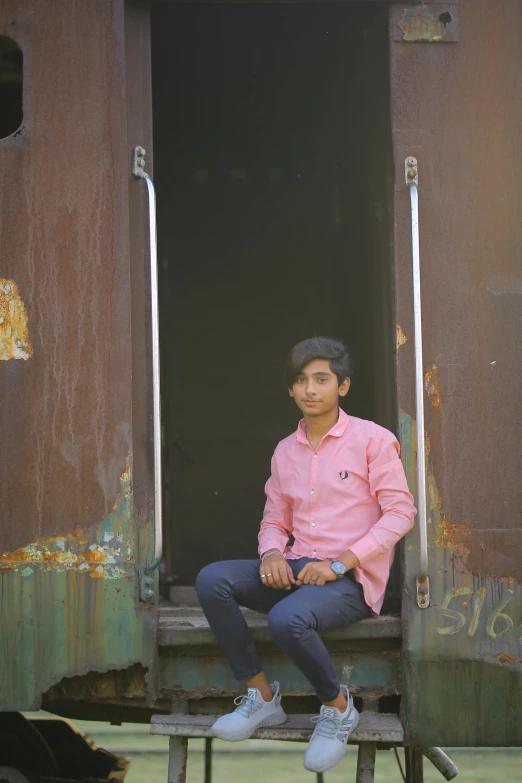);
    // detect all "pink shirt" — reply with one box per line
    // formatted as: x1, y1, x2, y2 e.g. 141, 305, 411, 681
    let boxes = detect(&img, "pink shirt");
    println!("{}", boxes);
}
258, 409, 416, 614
